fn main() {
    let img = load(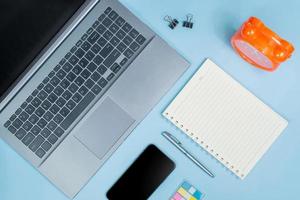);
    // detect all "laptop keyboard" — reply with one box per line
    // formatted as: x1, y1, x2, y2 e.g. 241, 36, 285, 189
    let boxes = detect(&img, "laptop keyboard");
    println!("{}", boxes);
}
3, 7, 147, 159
